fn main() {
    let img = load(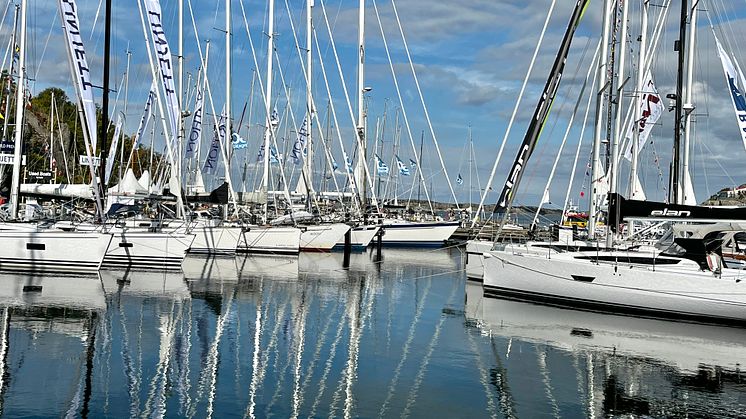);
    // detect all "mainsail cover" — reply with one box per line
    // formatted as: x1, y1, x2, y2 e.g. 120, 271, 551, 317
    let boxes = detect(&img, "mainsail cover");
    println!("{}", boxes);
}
496, 0, 590, 212
608, 192, 746, 232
